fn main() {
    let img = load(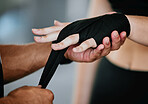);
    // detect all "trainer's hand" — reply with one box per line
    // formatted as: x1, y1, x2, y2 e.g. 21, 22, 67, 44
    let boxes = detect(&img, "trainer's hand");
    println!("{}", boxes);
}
6, 86, 54, 104
32, 20, 126, 62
